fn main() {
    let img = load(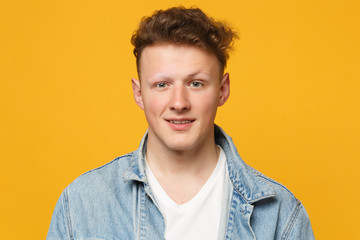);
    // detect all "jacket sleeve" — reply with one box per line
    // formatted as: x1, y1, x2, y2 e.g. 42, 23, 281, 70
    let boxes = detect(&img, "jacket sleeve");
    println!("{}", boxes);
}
47, 190, 72, 240
284, 202, 315, 240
